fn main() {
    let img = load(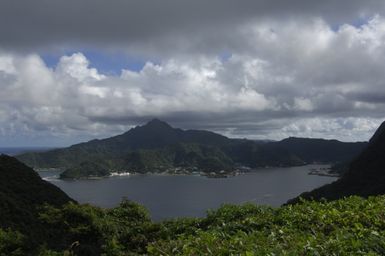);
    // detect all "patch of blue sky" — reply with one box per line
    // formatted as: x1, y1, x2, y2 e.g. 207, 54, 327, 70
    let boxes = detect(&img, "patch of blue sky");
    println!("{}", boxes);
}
41, 49, 231, 75
330, 16, 371, 32
40, 49, 151, 75
219, 51, 232, 63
